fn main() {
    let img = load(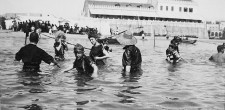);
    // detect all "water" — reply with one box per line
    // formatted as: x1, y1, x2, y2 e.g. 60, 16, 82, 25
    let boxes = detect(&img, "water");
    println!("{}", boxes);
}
0, 31, 224, 110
